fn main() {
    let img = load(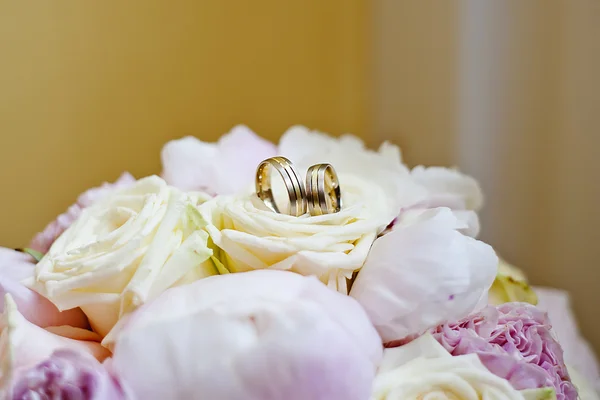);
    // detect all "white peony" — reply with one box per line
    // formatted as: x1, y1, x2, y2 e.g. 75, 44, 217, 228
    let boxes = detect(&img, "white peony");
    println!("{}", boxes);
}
350, 207, 497, 342
409, 166, 483, 211
26, 176, 216, 337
